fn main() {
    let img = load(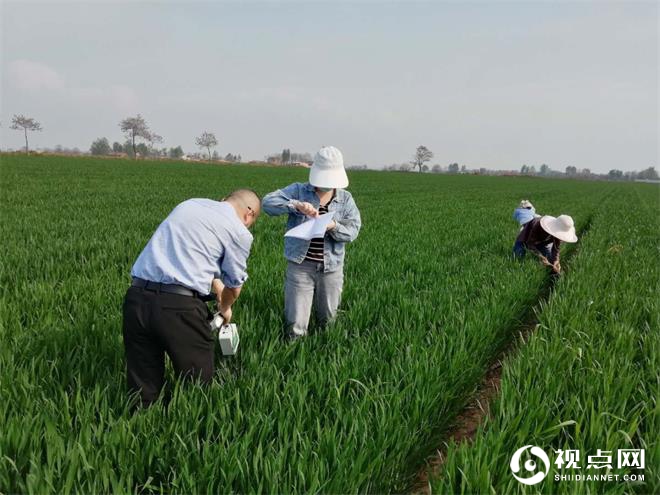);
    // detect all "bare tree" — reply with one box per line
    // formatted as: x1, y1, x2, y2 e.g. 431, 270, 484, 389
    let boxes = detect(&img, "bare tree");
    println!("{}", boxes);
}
10, 114, 42, 154
147, 133, 163, 156
119, 114, 155, 158
412, 145, 433, 173
195, 132, 218, 161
